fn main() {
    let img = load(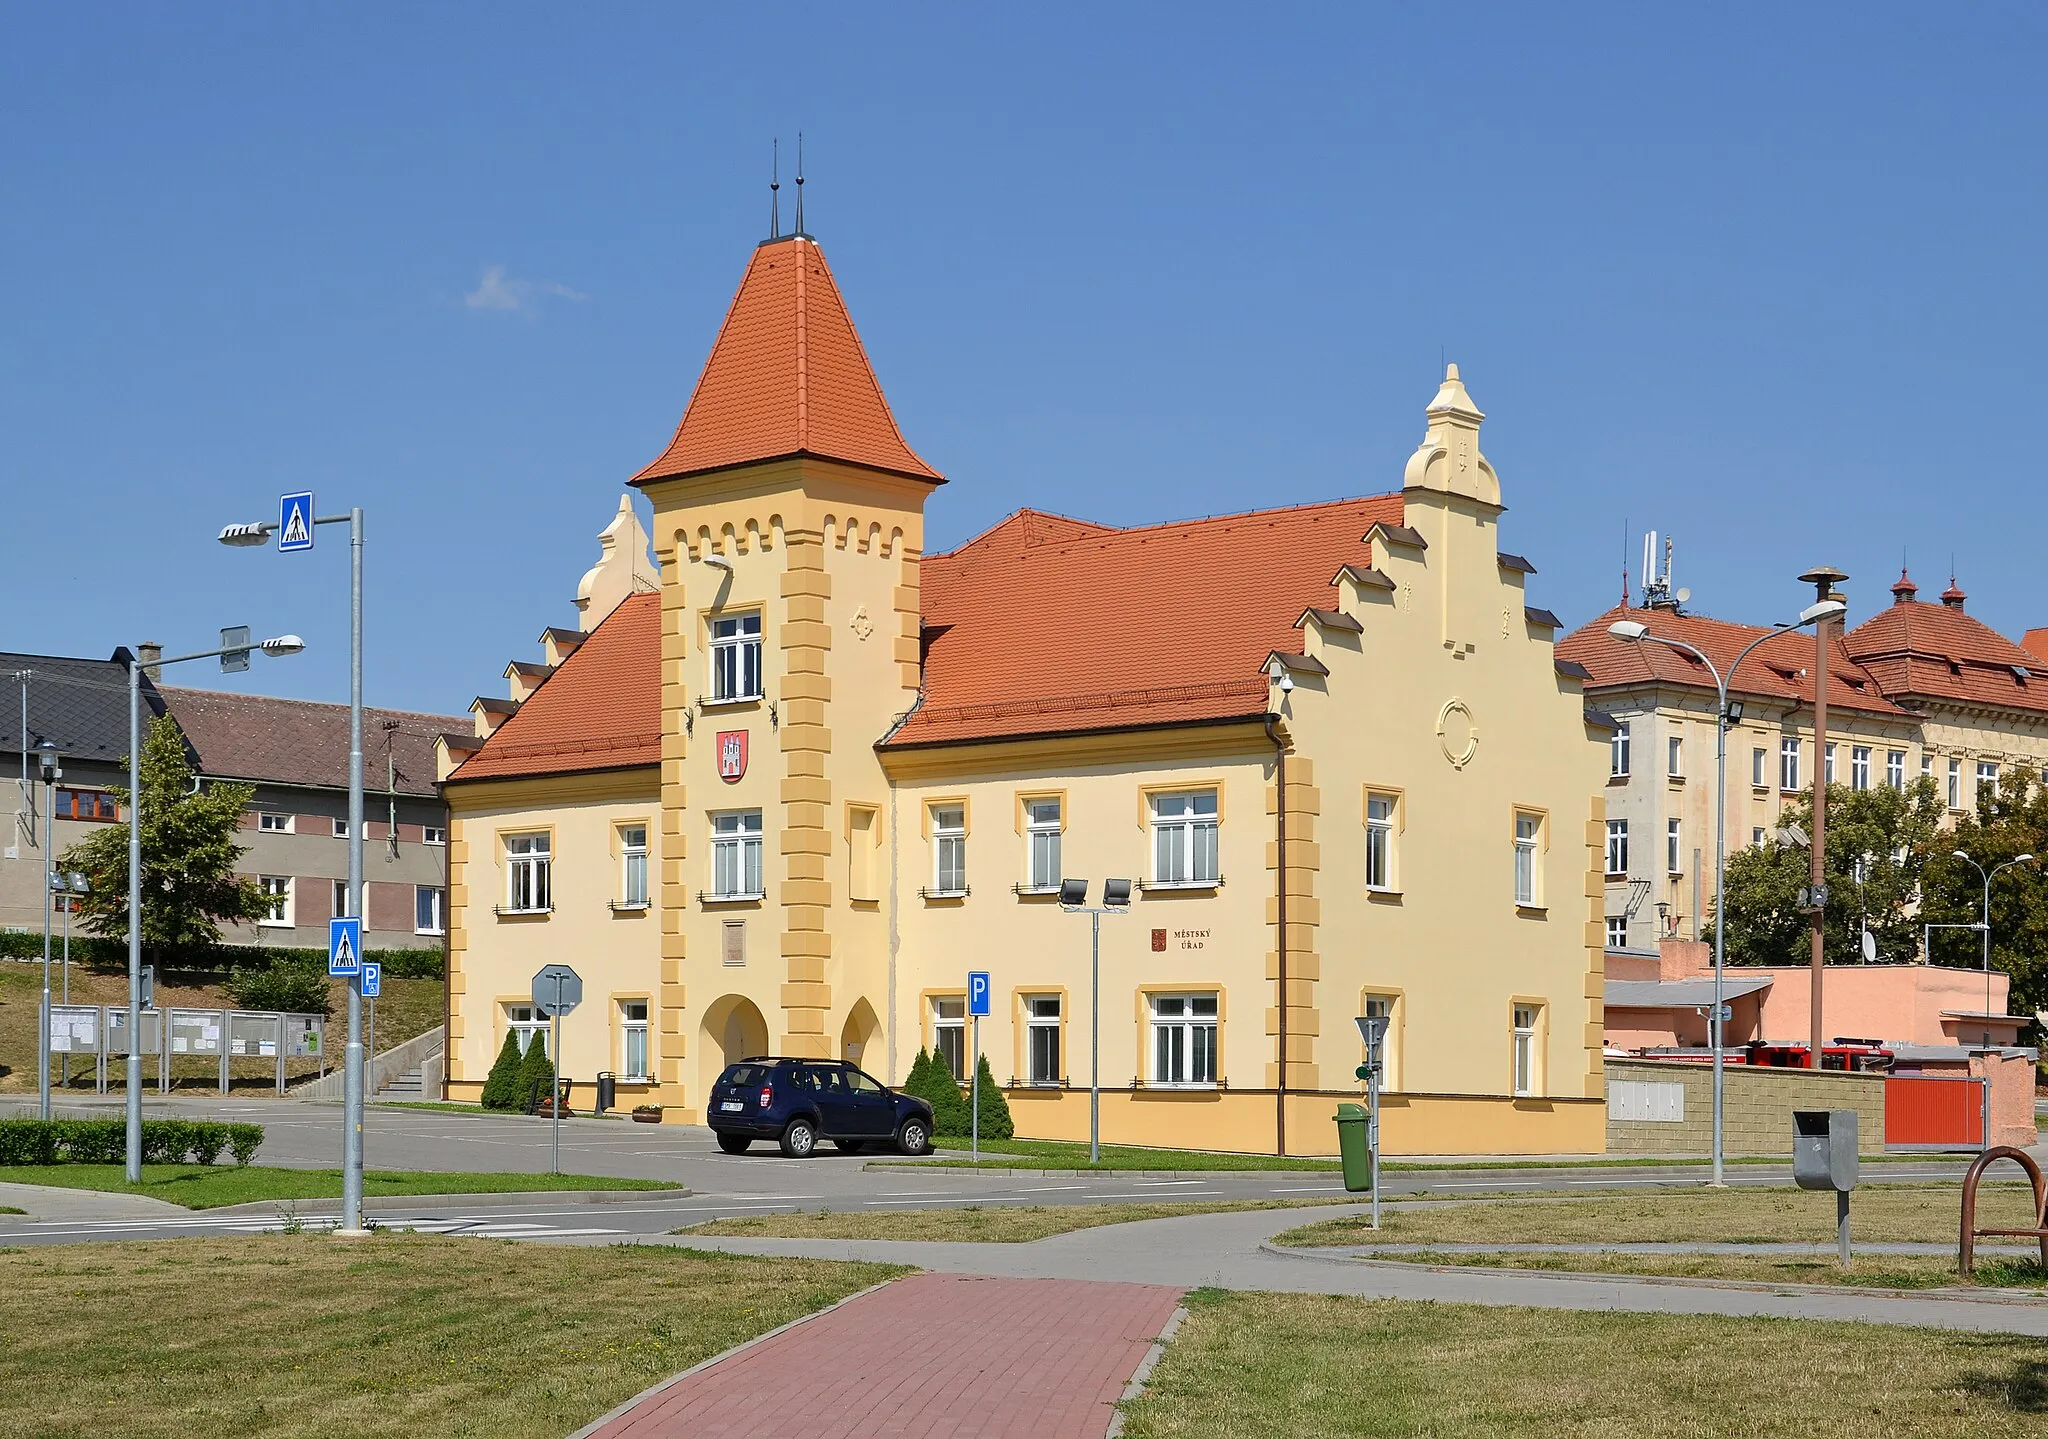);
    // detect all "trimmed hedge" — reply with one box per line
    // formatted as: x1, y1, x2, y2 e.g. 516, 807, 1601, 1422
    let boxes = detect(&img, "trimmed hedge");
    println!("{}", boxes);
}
0, 929, 444, 979
0, 1117, 263, 1167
